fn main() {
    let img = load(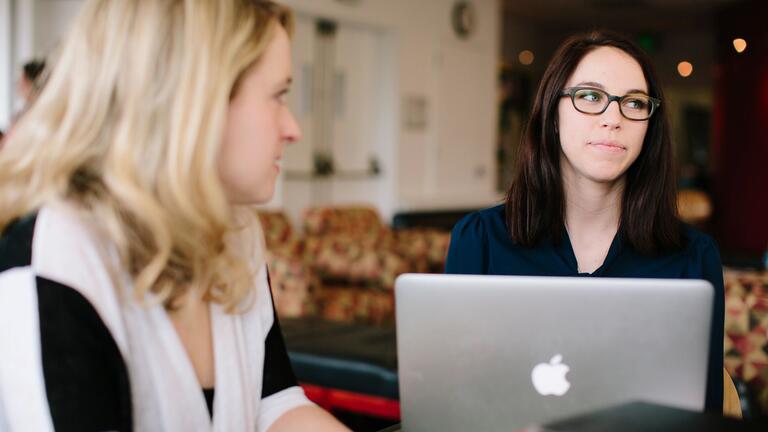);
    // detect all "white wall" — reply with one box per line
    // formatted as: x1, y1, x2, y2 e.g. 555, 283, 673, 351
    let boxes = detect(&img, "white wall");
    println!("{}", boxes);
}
11, 0, 35, 115
283, 0, 502, 217
270, 13, 400, 226
2, 0, 83, 127
0, 0, 11, 130
33, 0, 81, 55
